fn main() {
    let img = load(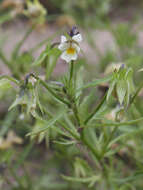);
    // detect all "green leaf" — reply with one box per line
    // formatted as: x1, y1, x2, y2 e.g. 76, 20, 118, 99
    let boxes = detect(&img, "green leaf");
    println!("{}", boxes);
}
112, 173, 143, 184
106, 80, 116, 101
125, 67, 133, 79
74, 157, 93, 178
15, 52, 33, 72
33, 45, 50, 66
62, 175, 100, 187
77, 75, 112, 91
64, 114, 78, 134
0, 76, 19, 85
81, 126, 100, 160
79, 89, 96, 121
46, 48, 61, 79
0, 109, 17, 137
27, 108, 66, 136
54, 139, 76, 145
52, 126, 73, 138
124, 80, 130, 107
83, 126, 100, 151
9, 88, 37, 114
0, 78, 12, 90
116, 80, 126, 105
30, 119, 50, 143
33, 50, 48, 66
108, 127, 143, 148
